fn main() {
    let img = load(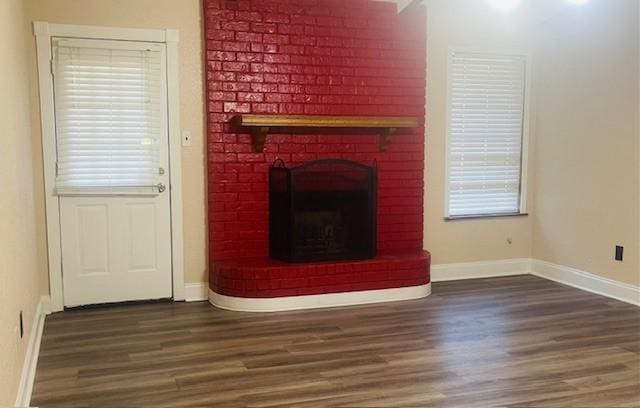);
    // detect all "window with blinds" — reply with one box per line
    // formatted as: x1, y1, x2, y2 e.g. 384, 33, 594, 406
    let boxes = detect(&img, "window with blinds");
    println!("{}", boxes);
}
446, 50, 528, 218
52, 38, 166, 194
